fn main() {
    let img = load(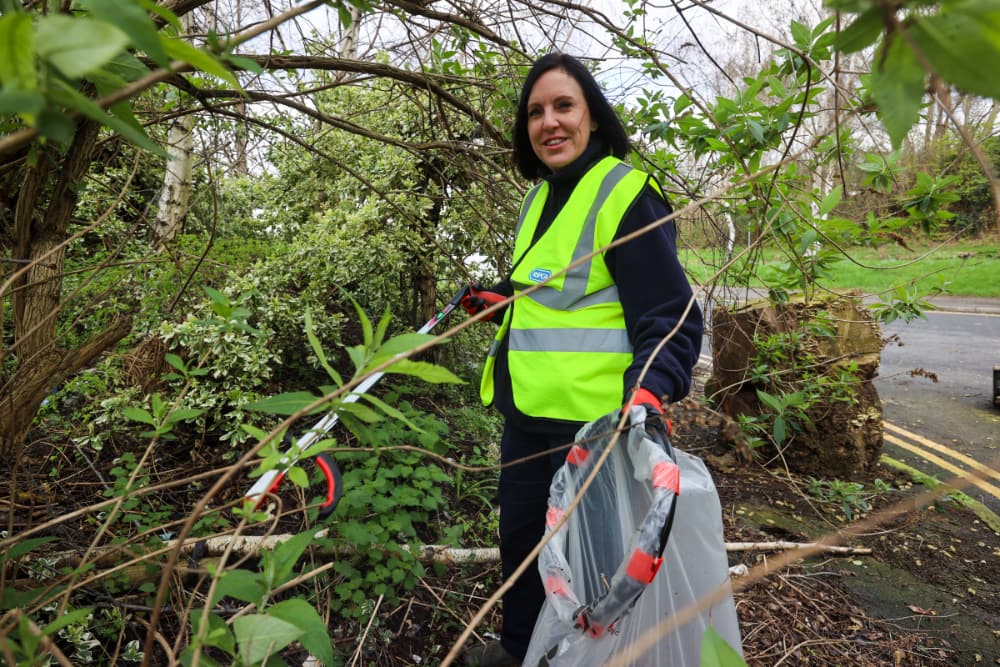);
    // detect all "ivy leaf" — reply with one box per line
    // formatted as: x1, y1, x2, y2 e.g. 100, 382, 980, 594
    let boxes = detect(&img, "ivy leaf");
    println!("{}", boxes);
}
870, 35, 925, 149
35, 15, 129, 79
